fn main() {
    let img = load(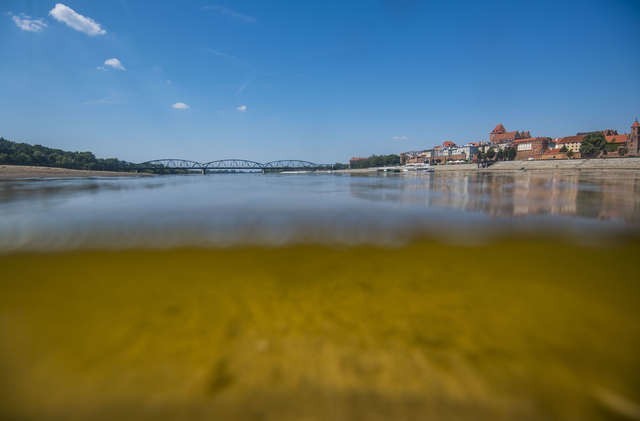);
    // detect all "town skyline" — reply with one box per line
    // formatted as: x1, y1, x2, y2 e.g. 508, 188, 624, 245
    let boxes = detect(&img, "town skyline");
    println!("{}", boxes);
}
395, 118, 640, 165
